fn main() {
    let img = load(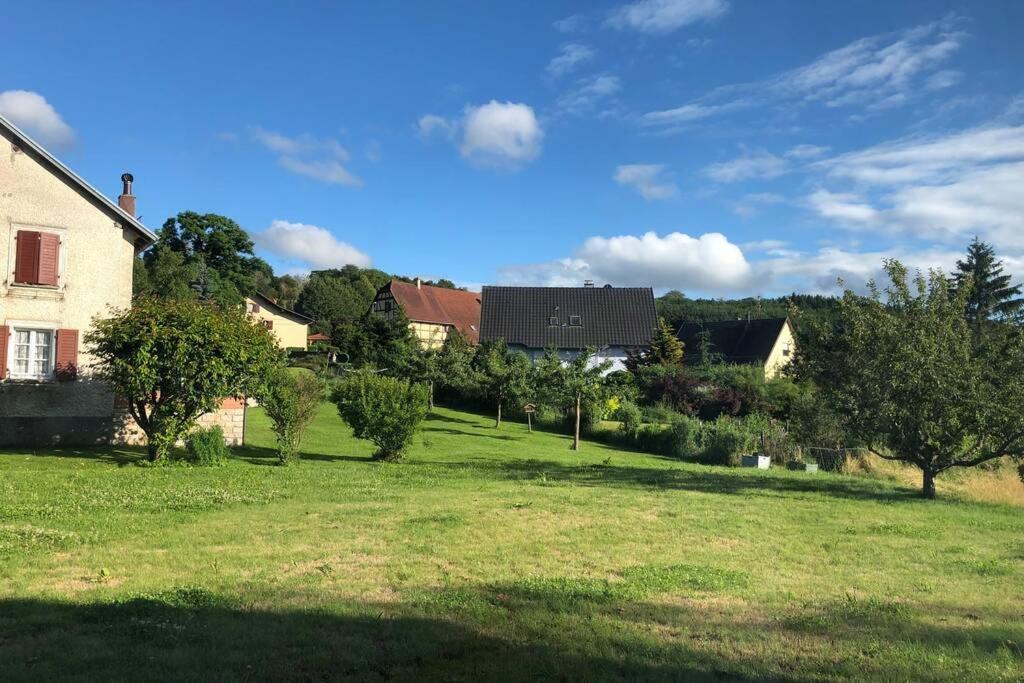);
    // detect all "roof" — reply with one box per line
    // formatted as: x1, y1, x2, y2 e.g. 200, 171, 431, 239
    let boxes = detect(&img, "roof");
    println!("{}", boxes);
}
307, 332, 331, 342
386, 280, 482, 343
0, 113, 157, 244
480, 286, 657, 349
249, 292, 313, 324
676, 318, 790, 366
